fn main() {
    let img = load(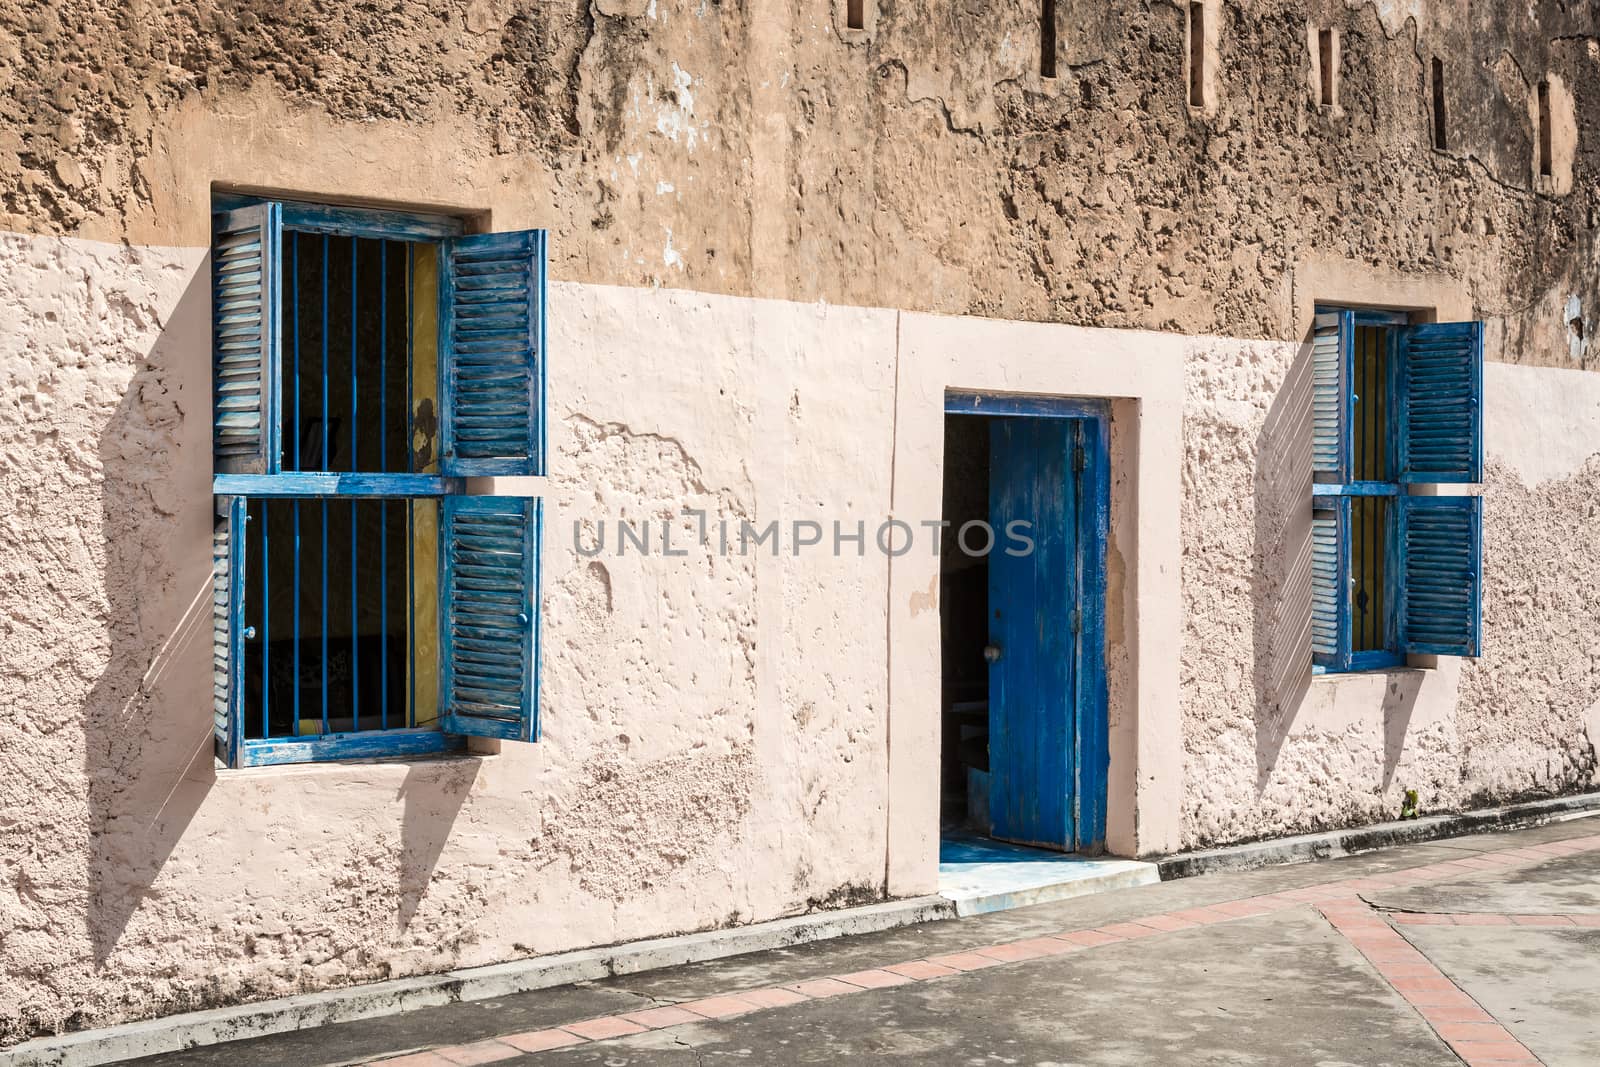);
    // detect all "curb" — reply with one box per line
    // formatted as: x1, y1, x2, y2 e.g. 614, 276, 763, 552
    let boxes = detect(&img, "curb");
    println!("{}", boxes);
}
11, 791, 1598, 1066
2, 896, 955, 1067
1156, 791, 1600, 881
